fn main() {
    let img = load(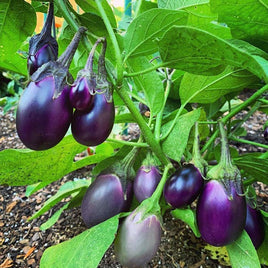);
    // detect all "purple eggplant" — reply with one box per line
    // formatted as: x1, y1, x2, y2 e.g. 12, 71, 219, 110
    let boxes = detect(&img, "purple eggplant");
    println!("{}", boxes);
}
245, 204, 265, 249
69, 77, 93, 111
196, 180, 246, 247
114, 210, 162, 268
81, 174, 133, 228
16, 77, 72, 150
164, 164, 203, 208
264, 127, 268, 141
71, 92, 115, 146
28, 2, 58, 75
133, 165, 161, 203
17, 27, 86, 150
